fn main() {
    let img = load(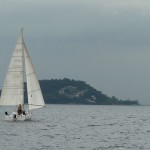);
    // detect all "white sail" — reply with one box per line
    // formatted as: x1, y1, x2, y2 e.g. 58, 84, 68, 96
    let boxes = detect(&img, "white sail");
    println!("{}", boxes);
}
0, 32, 24, 106
23, 40, 45, 110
